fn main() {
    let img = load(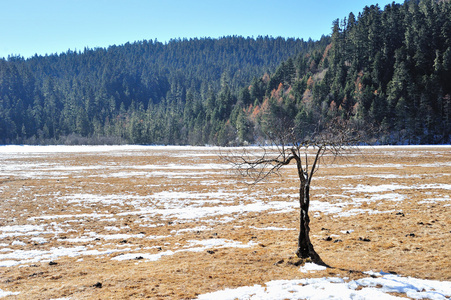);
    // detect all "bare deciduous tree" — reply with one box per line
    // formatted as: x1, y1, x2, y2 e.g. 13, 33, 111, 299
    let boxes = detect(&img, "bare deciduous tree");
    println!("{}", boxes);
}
223, 118, 363, 266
